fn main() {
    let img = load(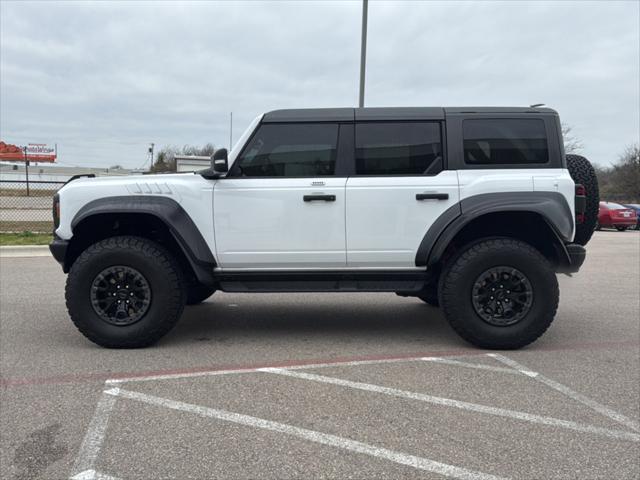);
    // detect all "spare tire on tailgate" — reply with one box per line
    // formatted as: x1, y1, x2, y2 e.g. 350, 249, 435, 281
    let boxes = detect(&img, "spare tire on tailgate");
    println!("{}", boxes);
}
566, 154, 600, 246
